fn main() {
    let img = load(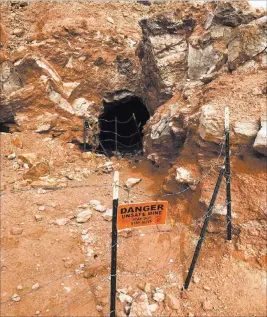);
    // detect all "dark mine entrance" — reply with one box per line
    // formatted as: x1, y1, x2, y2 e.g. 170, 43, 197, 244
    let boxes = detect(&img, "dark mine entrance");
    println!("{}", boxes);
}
98, 96, 150, 156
